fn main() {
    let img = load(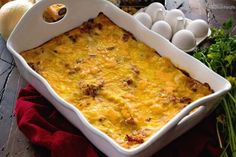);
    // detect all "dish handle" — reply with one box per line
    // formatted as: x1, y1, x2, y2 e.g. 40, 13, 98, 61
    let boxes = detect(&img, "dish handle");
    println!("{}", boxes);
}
174, 97, 221, 126
8, 0, 106, 51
